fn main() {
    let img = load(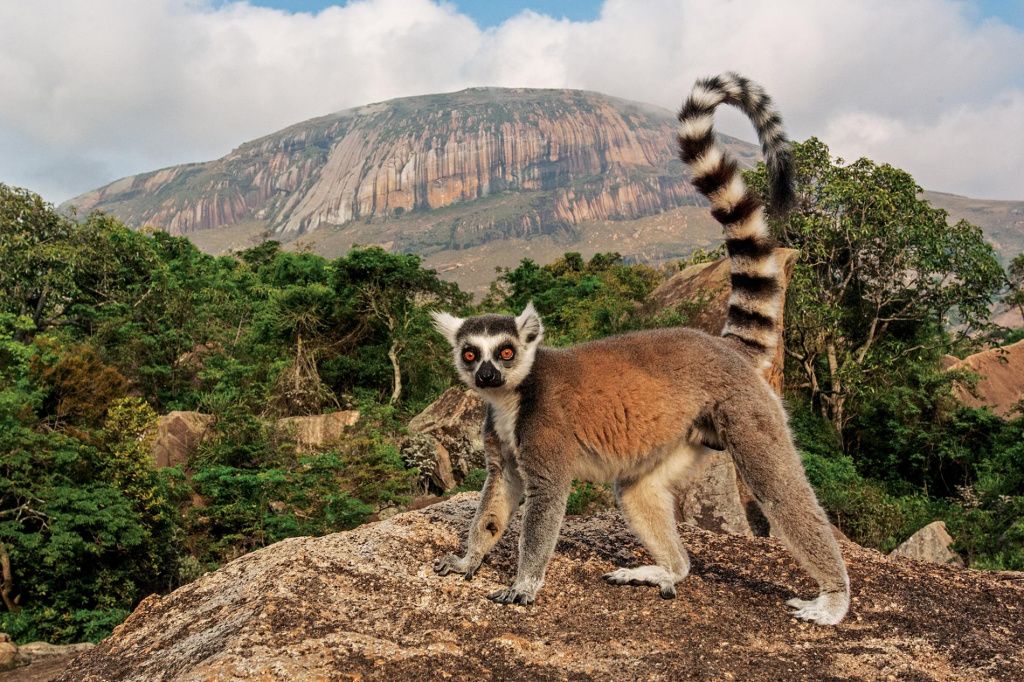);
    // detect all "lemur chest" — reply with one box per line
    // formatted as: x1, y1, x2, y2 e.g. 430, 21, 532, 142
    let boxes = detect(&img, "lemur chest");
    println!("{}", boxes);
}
485, 393, 521, 455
